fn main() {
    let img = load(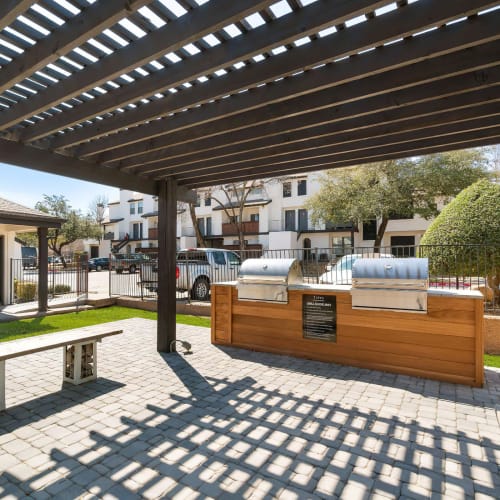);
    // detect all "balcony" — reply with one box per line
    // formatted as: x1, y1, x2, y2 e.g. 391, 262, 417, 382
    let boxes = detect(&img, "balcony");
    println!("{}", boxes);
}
148, 227, 158, 240
222, 221, 259, 235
